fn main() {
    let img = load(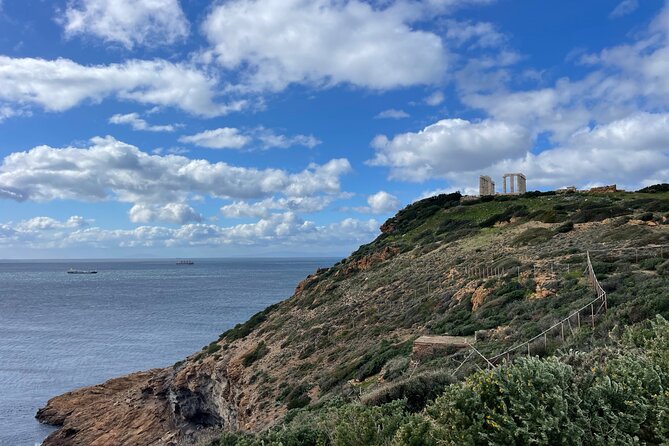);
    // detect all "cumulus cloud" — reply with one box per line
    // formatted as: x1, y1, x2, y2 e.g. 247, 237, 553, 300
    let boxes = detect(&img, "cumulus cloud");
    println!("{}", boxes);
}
434, 113, 669, 192
179, 128, 251, 149
425, 91, 445, 106
109, 112, 175, 132
202, 0, 447, 91
129, 203, 202, 224
457, 2, 669, 144
375, 109, 410, 119
15, 216, 91, 231
221, 195, 340, 218
60, 0, 189, 49
0, 213, 380, 252
369, 118, 532, 181
0, 56, 244, 117
179, 127, 321, 150
354, 191, 401, 214
0, 136, 352, 224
